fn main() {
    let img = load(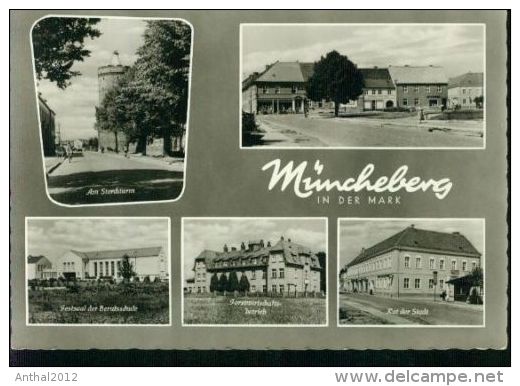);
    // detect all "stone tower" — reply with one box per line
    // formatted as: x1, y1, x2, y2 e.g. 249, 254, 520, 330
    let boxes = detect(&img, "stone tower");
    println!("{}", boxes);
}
97, 51, 128, 104
96, 51, 129, 152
